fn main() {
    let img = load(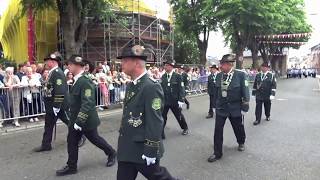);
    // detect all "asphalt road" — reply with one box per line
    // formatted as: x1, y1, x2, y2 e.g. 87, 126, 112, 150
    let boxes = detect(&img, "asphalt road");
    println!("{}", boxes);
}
0, 78, 320, 180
